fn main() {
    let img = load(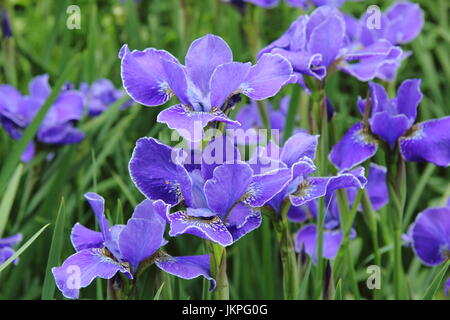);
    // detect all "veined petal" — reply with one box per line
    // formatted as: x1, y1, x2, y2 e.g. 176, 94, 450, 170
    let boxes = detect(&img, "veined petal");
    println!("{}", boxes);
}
271, 49, 326, 80
167, 211, 233, 247
70, 223, 103, 252
157, 104, 239, 142
329, 122, 378, 170
399, 117, 450, 167
155, 253, 216, 291
225, 204, 262, 242
245, 168, 292, 207
289, 177, 329, 207
185, 34, 233, 97
52, 248, 131, 299
120, 45, 180, 106
240, 53, 293, 100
